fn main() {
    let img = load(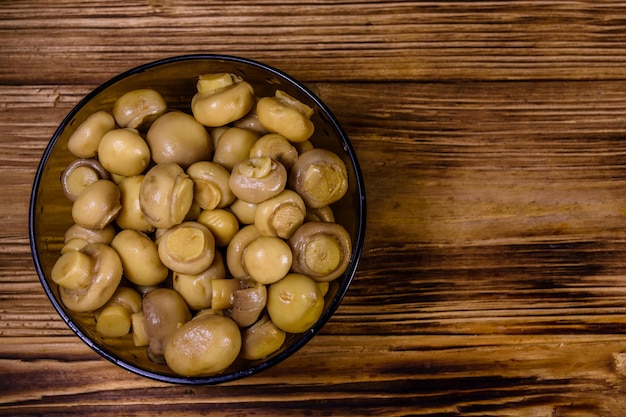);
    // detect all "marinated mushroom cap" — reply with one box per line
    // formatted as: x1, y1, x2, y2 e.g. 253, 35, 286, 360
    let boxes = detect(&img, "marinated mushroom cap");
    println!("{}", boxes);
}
227, 280, 267, 328
197, 208, 240, 247
67, 110, 116, 159
157, 221, 216, 275
243, 236, 292, 285
240, 314, 286, 360
52, 243, 123, 312
229, 198, 258, 225
212, 127, 260, 172
64, 223, 116, 245
173, 251, 226, 311
288, 221, 352, 283
141, 288, 192, 358
112, 88, 168, 131
186, 161, 234, 210
71, 179, 121, 230
191, 73, 255, 127
256, 90, 314, 143
229, 156, 287, 204
266, 273, 325, 333
110, 229, 168, 286
60, 158, 110, 202
94, 286, 142, 338
146, 111, 213, 169
289, 148, 349, 208
226, 224, 262, 279
97, 128, 151, 177
249, 133, 299, 171
115, 175, 155, 233
139, 162, 194, 229
164, 312, 242, 377
254, 189, 306, 239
